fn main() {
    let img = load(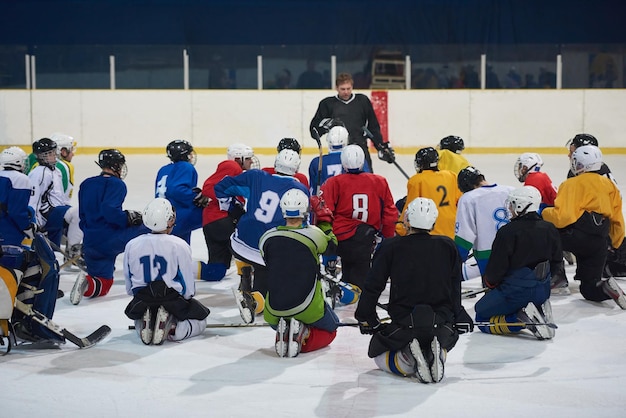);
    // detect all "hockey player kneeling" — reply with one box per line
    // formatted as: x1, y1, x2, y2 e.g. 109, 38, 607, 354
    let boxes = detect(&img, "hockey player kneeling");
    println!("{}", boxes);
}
1, 233, 64, 348
475, 186, 562, 340
355, 198, 471, 383
124, 198, 210, 345
259, 189, 339, 358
